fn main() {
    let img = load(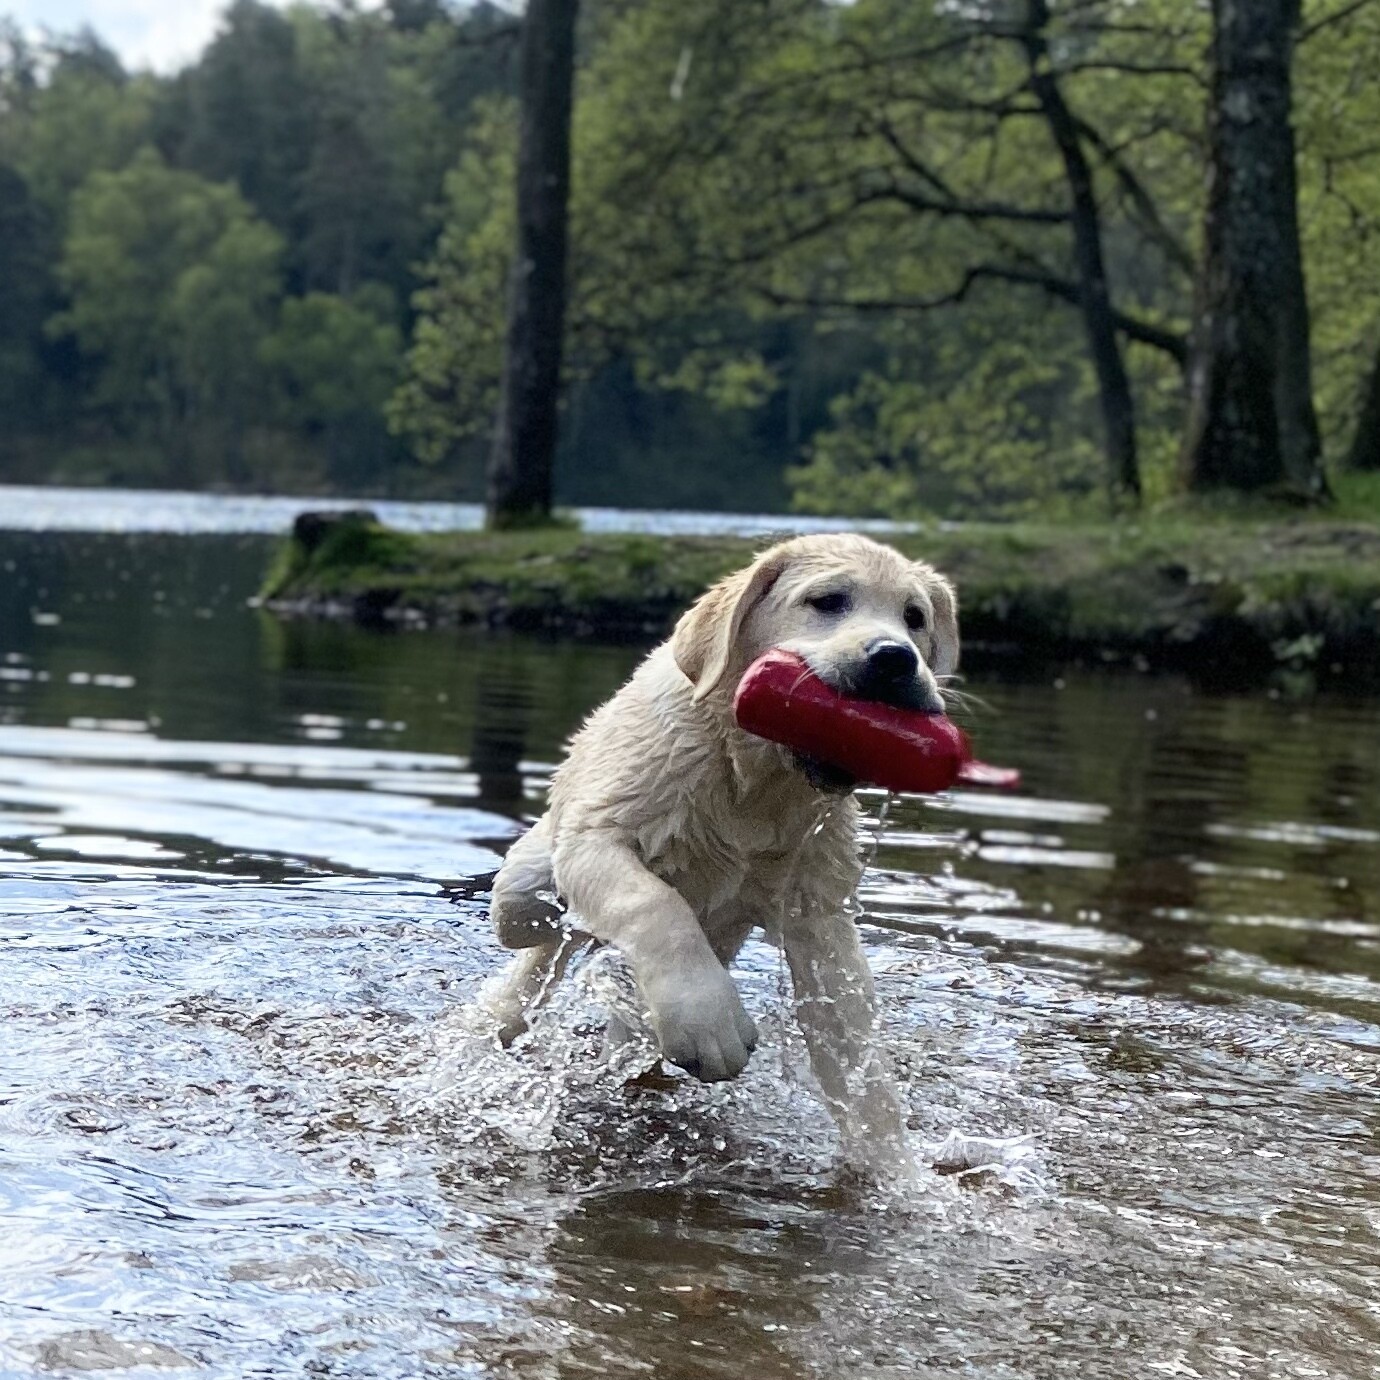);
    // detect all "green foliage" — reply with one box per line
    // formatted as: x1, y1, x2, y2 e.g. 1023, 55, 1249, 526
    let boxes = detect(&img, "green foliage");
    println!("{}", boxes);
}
791, 310, 1106, 518
0, 162, 51, 425
52, 148, 282, 476
0, 2, 517, 492
1294, 1, 1380, 462
393, 0, 1209, 514
4, 32, 155, 228
393, 0, 1380, 513
262, 288, 402, 425
260, 288, 405, 488
650, 353, 779, 412
161, 0, 312, 243
388, 98, 516, 464
4, 0, 1380, 513
1331, 470, 1380, 520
